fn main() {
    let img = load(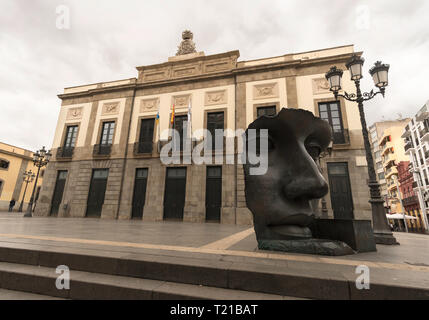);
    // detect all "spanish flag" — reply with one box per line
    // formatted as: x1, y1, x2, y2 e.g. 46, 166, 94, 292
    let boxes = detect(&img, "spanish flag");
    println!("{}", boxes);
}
170, 104, 175, 124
